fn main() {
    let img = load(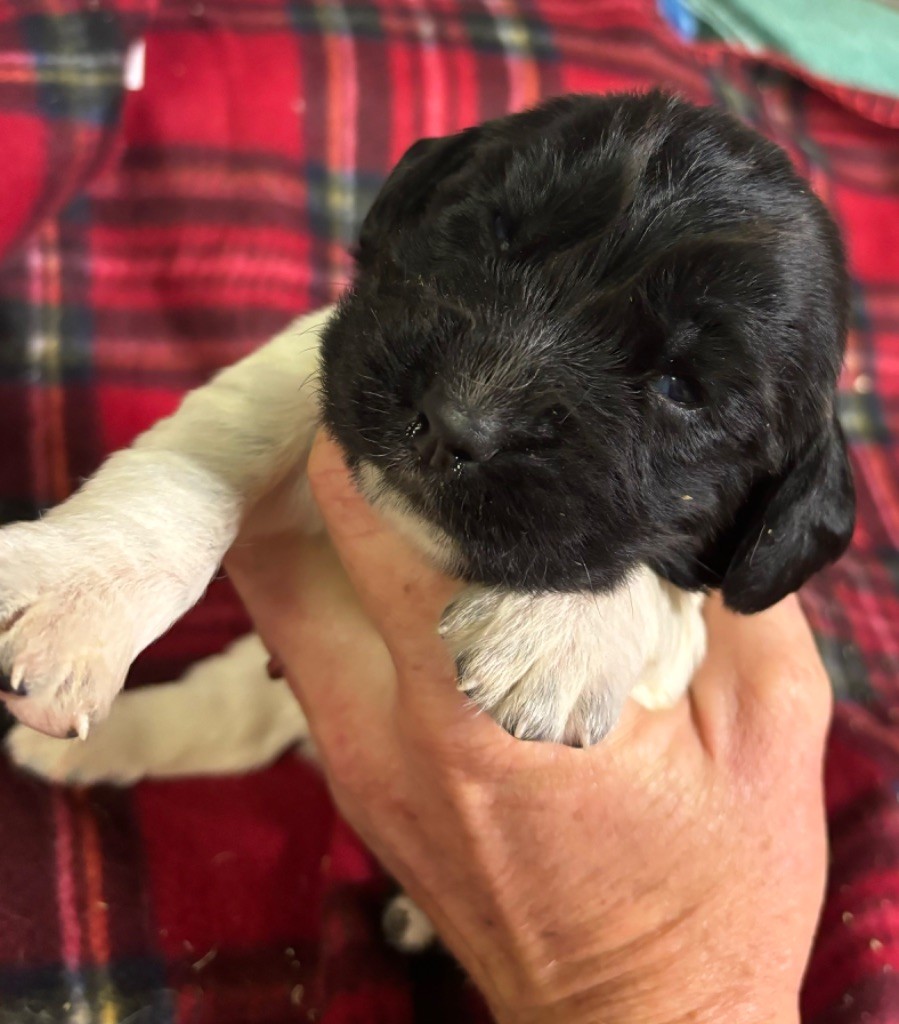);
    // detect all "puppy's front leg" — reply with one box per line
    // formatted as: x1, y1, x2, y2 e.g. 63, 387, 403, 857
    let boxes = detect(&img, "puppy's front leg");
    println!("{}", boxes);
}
441, 571, 706, 746
0, 309, 330, 738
